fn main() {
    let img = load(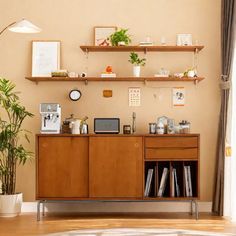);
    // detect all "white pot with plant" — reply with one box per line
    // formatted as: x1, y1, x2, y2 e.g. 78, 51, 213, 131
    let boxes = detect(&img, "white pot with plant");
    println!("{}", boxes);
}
128, 52, 146, 77
0, 78, 33, 217
184, 68, 197, 77
109, 28, 131, 46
